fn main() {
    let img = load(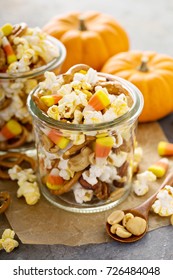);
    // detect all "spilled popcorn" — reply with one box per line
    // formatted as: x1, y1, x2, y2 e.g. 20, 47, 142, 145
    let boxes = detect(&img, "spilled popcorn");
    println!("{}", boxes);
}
152, 185, 173, 216
0, 229, 19, 253
133, 171, 156, 196
8, 165, 40, 205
